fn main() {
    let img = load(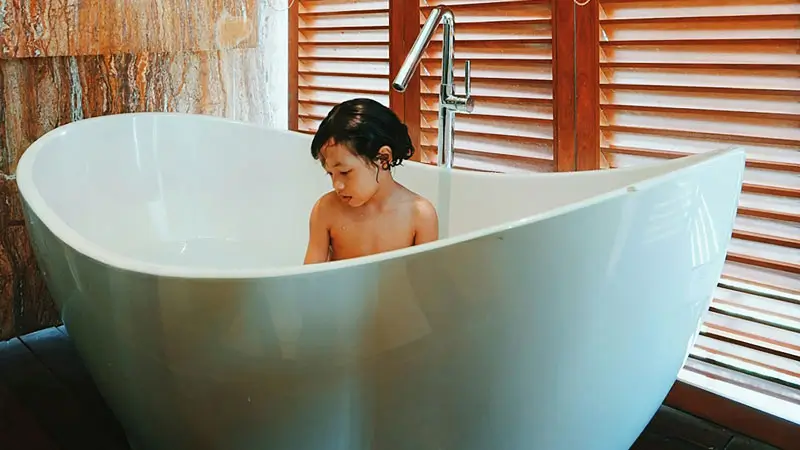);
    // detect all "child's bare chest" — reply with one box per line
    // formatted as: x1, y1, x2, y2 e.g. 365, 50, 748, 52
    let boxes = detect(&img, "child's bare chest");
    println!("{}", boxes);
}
329, 210, 415, 260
